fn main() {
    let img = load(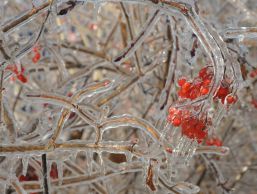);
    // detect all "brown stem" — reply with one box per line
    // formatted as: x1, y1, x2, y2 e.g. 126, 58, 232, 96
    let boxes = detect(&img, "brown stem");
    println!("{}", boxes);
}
2, 2, 50, 33
22, 162, 143, 191
120, 3, 142, 76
